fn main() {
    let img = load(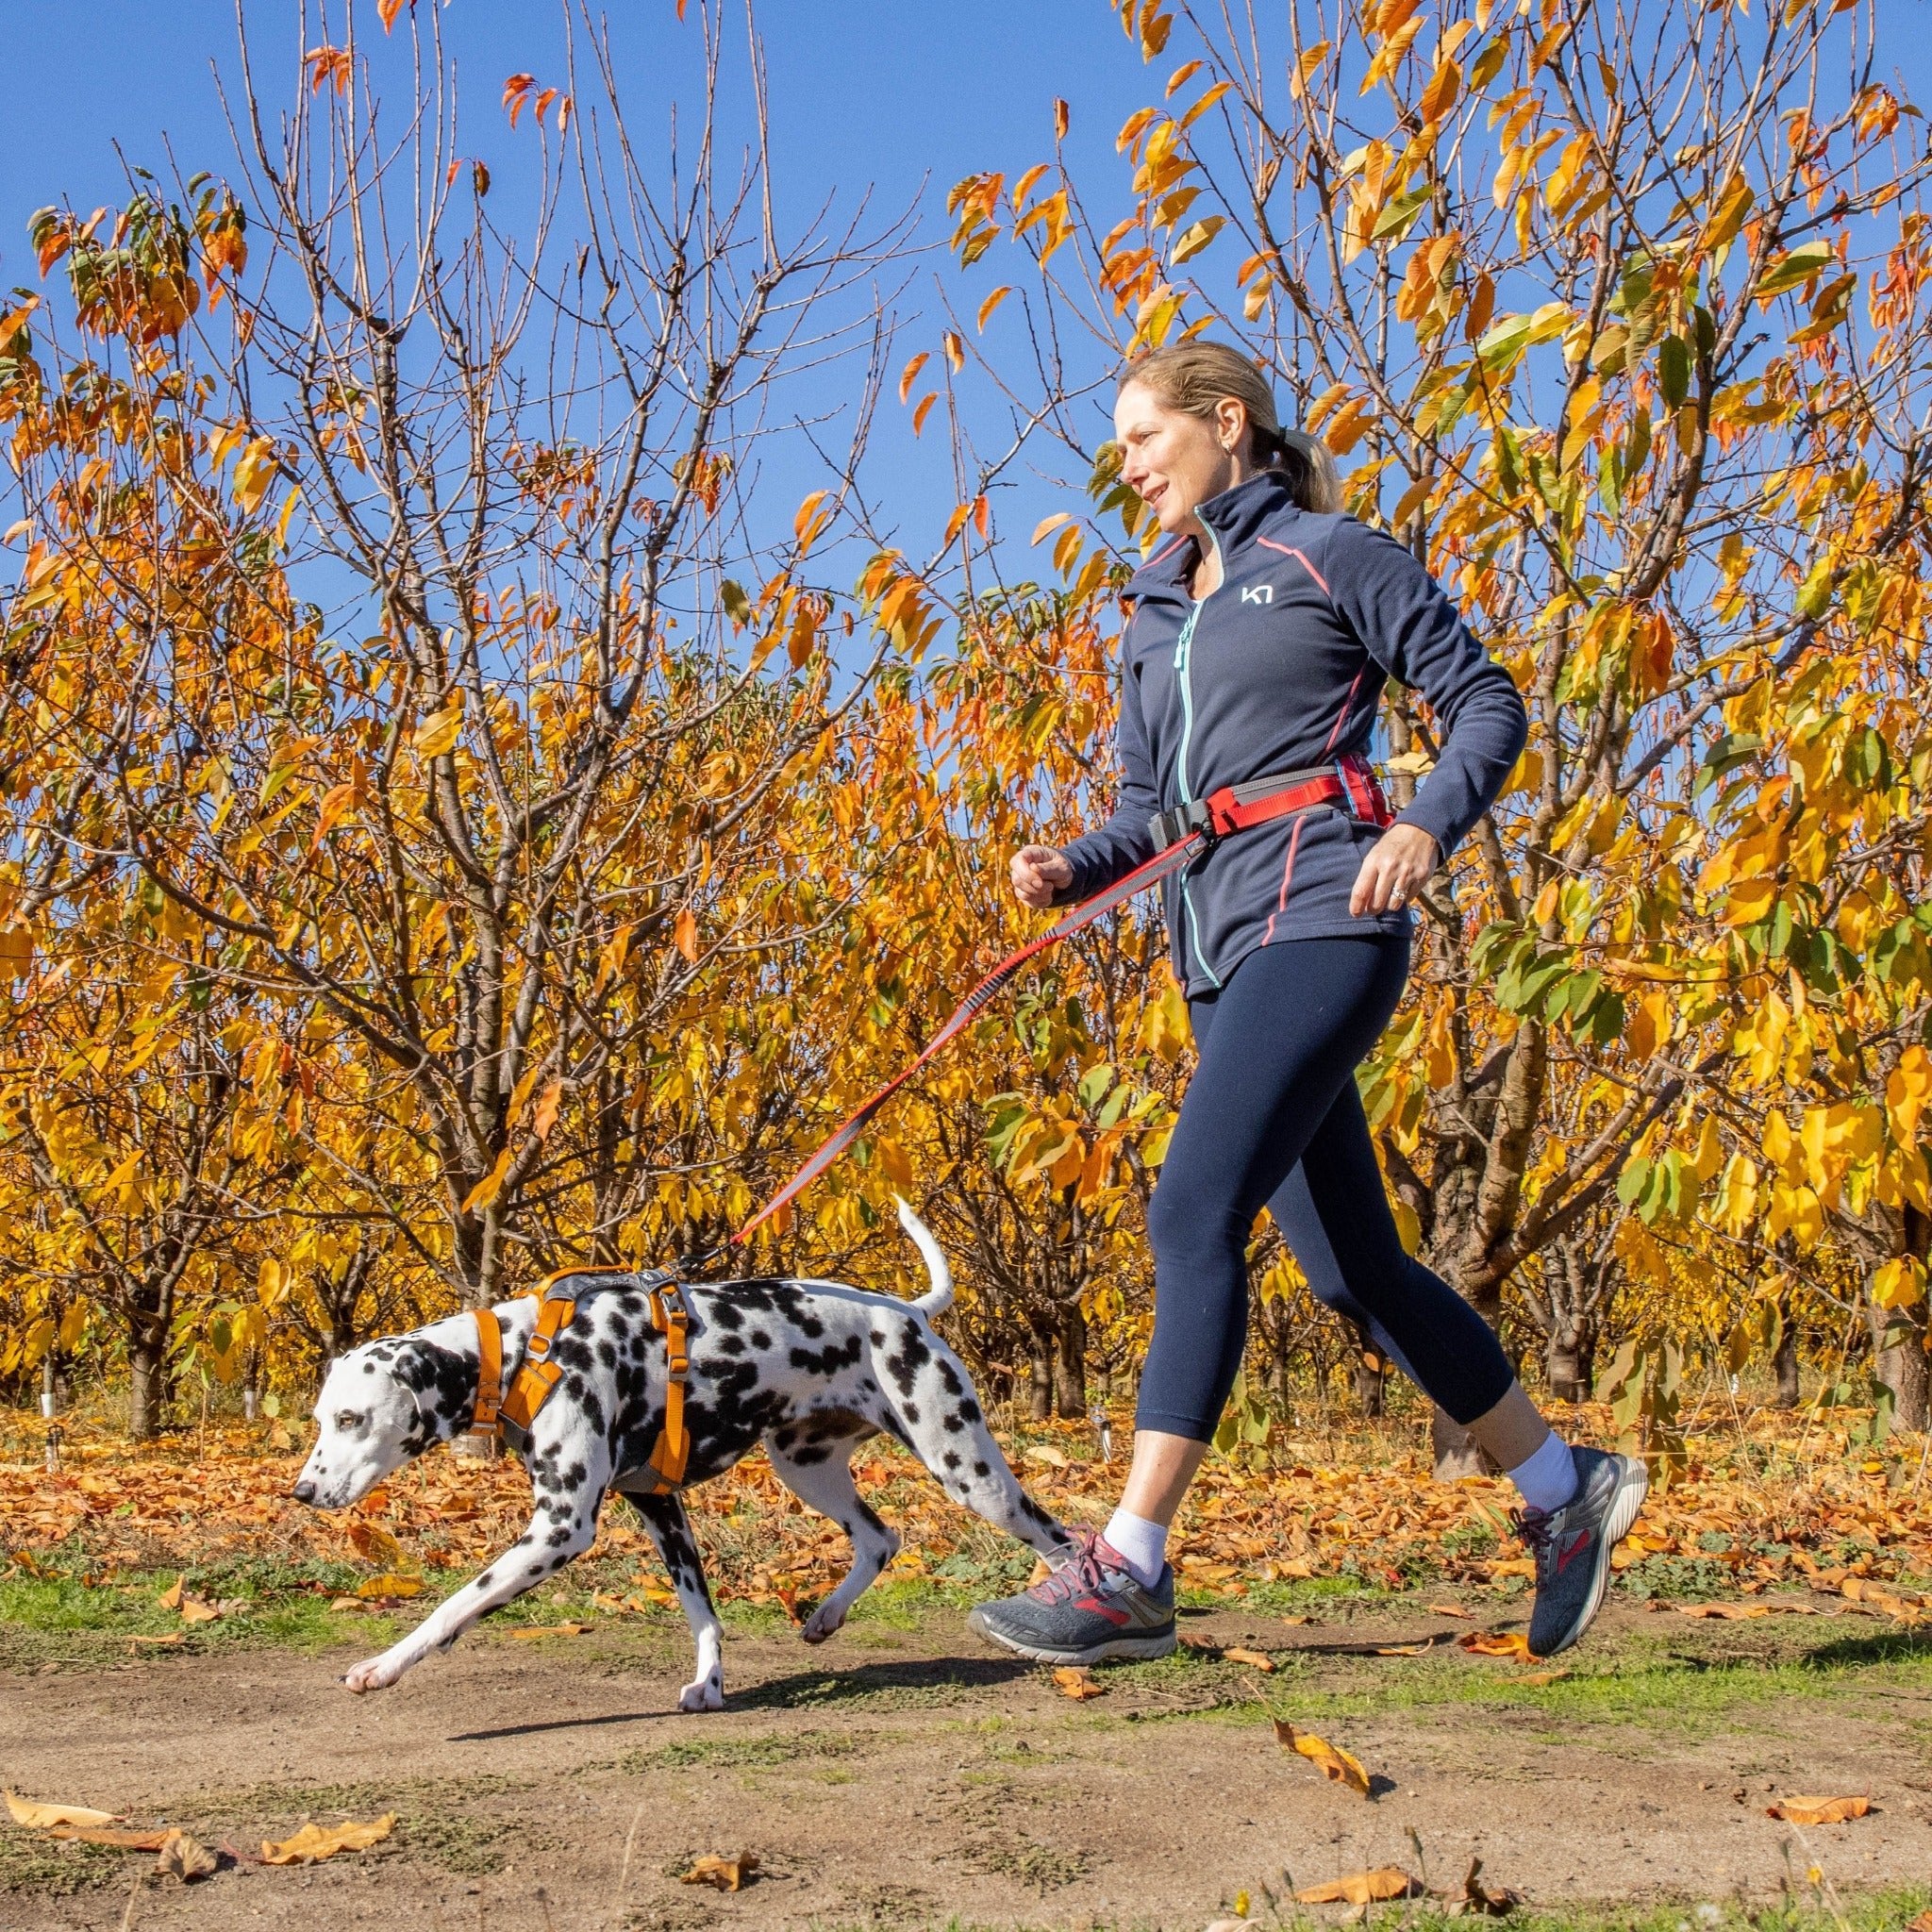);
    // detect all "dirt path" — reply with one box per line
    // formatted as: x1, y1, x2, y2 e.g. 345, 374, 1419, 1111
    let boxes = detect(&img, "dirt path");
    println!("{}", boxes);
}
4, 1596, 1930, 1931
